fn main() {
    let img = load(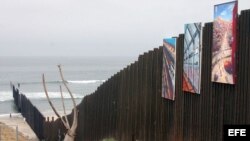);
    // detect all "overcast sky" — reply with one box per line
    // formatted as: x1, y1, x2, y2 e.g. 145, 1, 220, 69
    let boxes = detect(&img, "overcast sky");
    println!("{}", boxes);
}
0, 0, 249, 57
